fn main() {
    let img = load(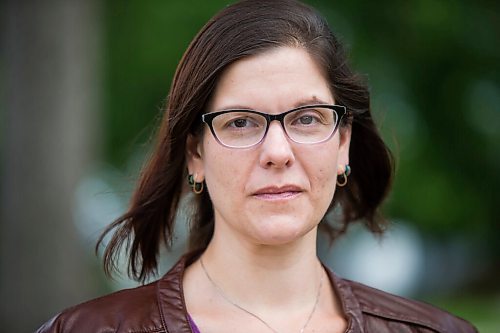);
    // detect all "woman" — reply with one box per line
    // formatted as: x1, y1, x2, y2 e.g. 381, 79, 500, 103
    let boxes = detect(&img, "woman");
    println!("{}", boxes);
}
37, 0, 477, 332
